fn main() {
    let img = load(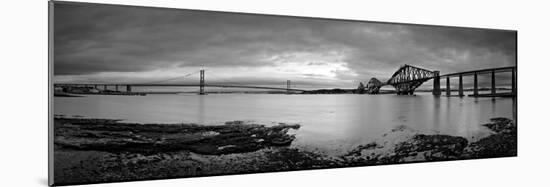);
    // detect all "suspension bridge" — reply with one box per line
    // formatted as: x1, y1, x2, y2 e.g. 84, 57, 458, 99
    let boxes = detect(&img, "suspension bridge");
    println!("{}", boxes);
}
55, 69, 306, 95
54, 65, 516, 97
